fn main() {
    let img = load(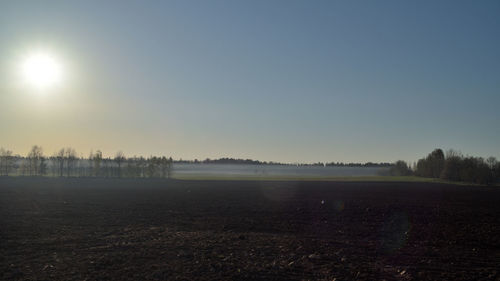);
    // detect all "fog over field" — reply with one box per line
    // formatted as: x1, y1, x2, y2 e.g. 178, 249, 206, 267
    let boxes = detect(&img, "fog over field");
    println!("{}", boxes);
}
174, 163, 388, 177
